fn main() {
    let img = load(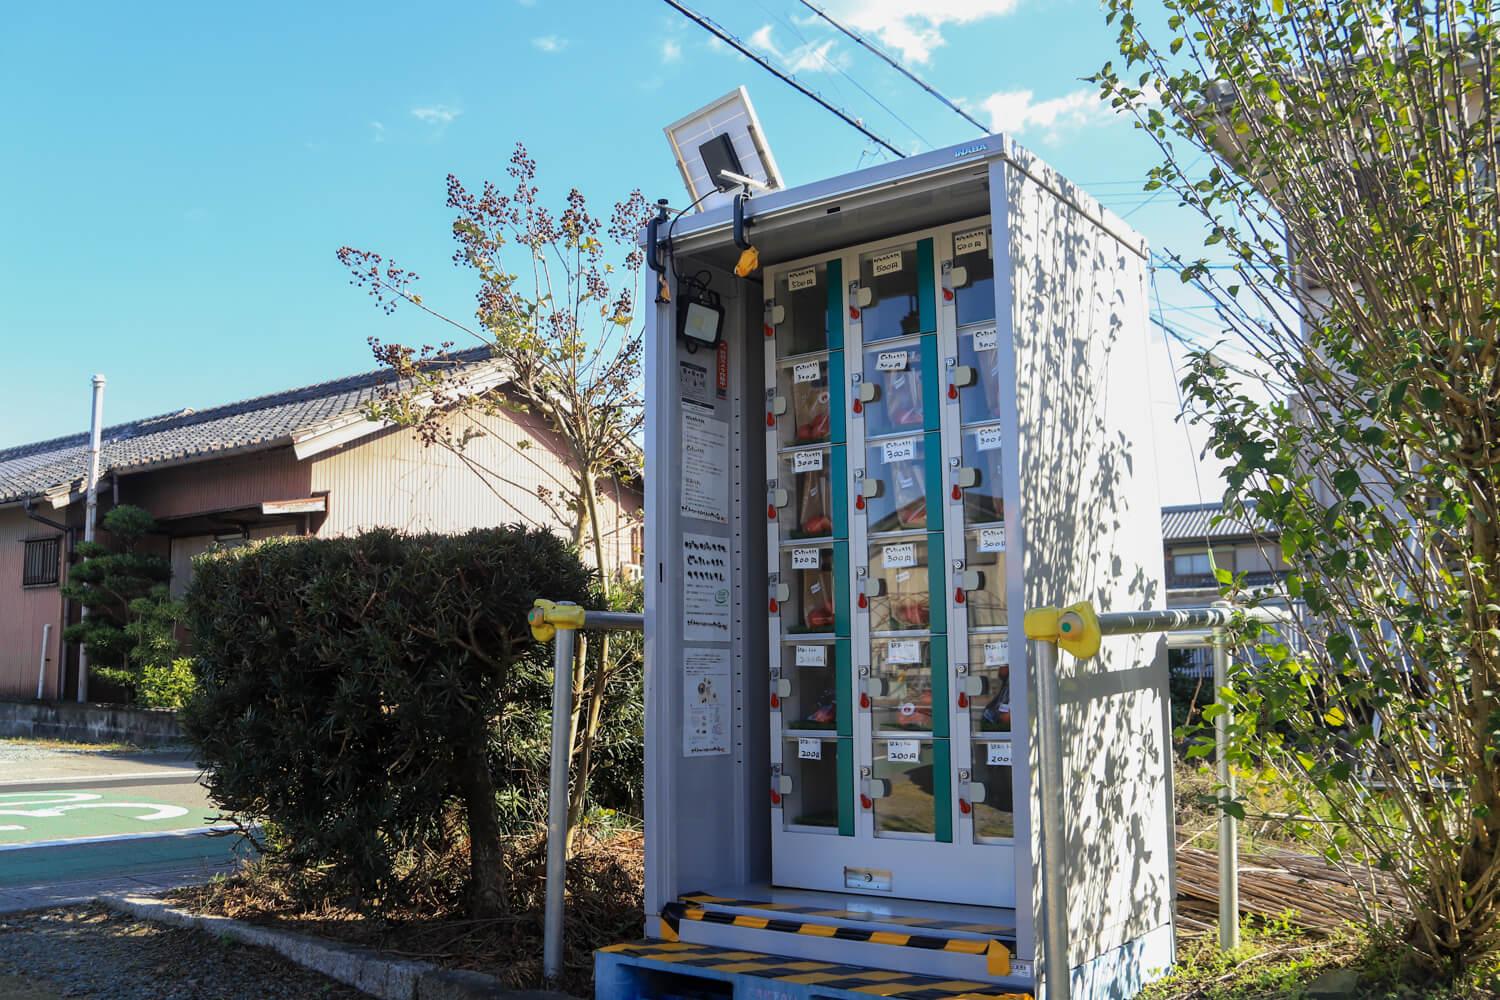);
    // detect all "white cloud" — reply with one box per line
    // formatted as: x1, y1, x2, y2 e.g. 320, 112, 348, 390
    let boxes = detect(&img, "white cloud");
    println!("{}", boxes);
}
370, 120, 386, 143
826, 0, 1021, 64
980, 87, 1105, 140
747, 24, 846, 74
411, 105, 461, 126
661, 38, 682, 63
531, 34, 568, 53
